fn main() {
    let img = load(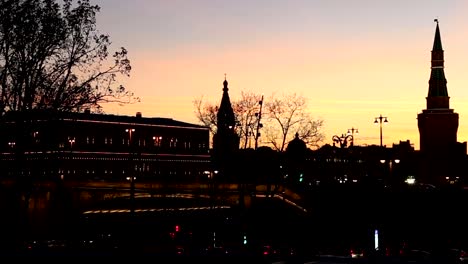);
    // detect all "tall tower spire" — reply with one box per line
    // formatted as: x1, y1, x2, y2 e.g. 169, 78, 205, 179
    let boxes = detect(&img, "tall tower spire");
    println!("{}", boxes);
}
212, 75, 240, 180
217, 75, 236, 131
426, 18, 449, 109
417, 20, 465, 185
